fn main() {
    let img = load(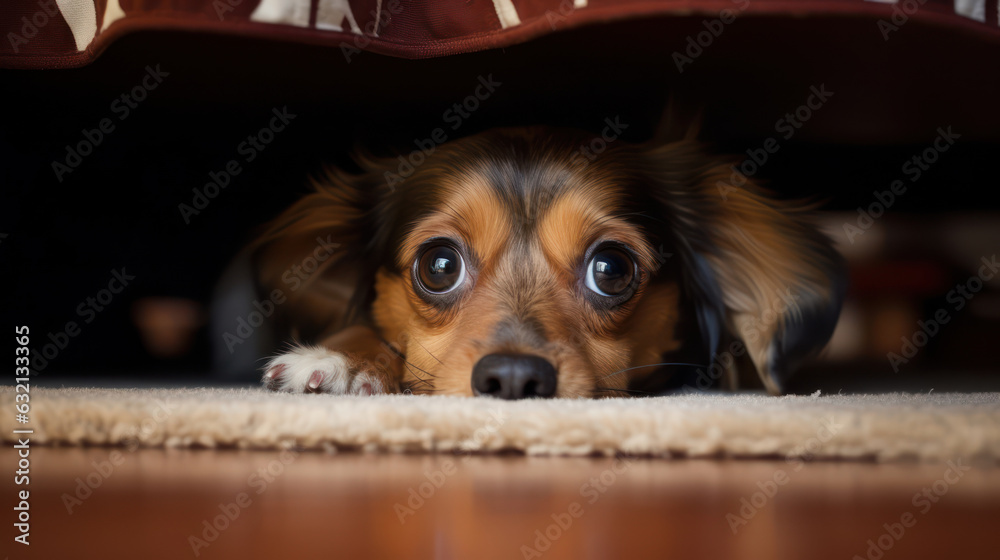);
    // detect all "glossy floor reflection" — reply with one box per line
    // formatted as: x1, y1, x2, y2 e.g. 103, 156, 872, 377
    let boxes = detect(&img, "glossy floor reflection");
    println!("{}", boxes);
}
5, 447, 997, 559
